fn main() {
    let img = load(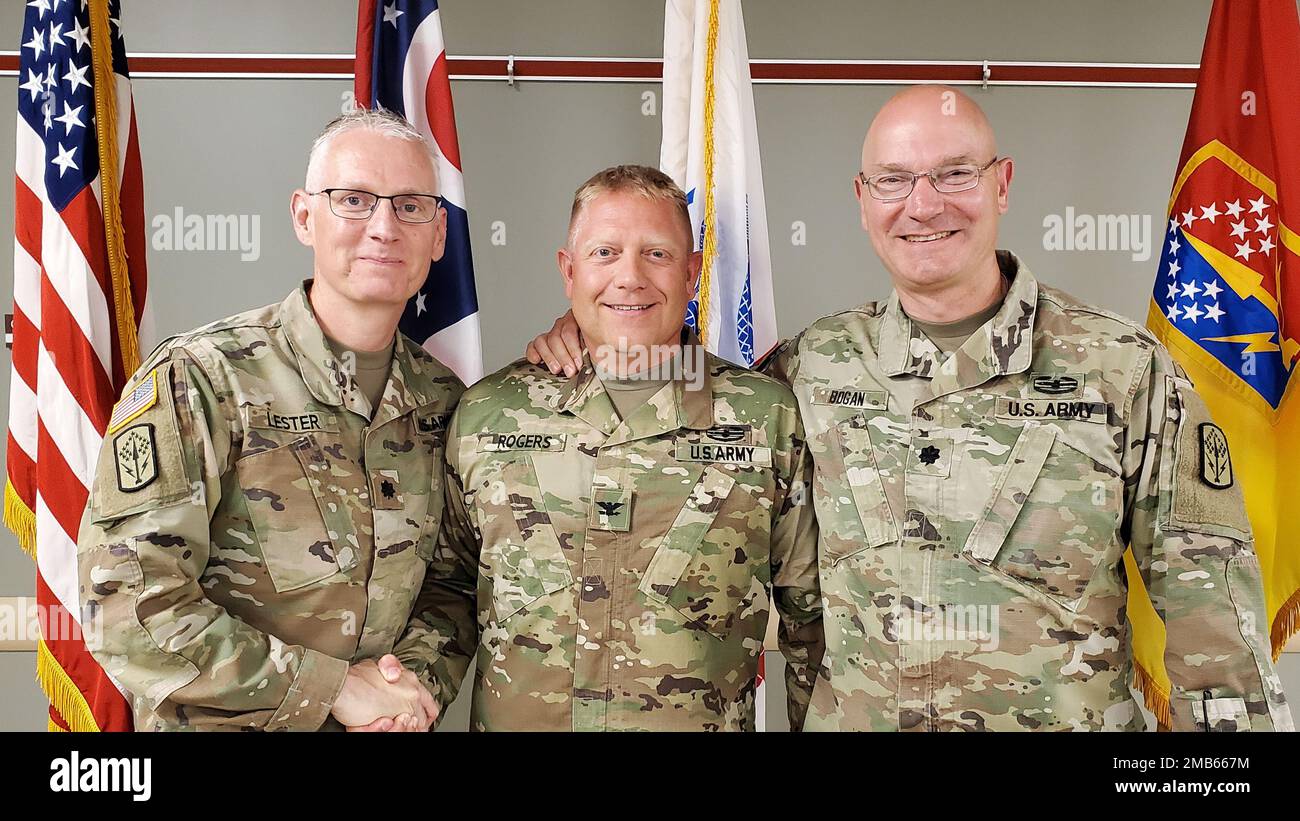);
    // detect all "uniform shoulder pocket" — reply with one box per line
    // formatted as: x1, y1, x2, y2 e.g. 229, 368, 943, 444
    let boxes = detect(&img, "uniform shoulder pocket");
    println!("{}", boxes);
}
1165, 376, 1251, 540
90, 361, 194, 524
